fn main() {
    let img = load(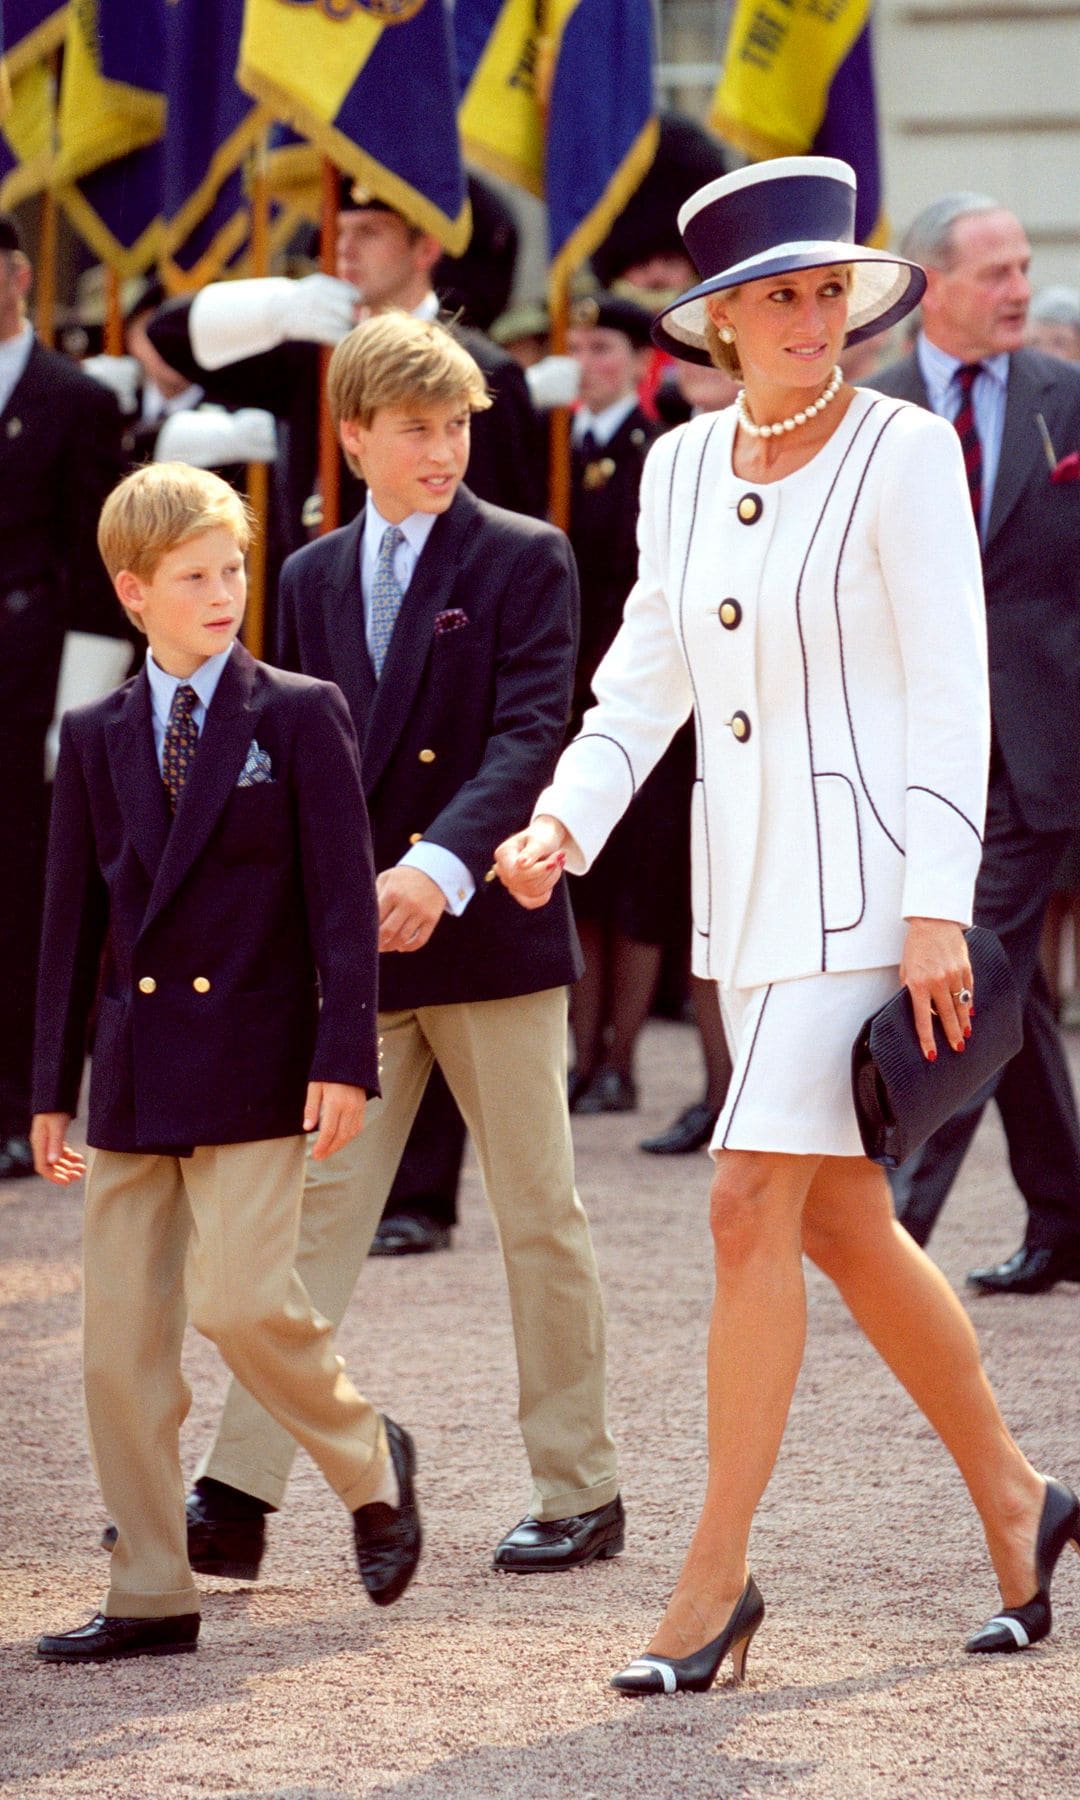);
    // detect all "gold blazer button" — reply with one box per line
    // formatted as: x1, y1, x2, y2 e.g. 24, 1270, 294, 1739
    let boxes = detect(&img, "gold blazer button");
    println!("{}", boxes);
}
408, 832, 423, 845
419, 748, 436, 763
192, 976, 211, 994
137, 976, 157, 995
737, 493, 763, 525
719, 599, 742, 630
